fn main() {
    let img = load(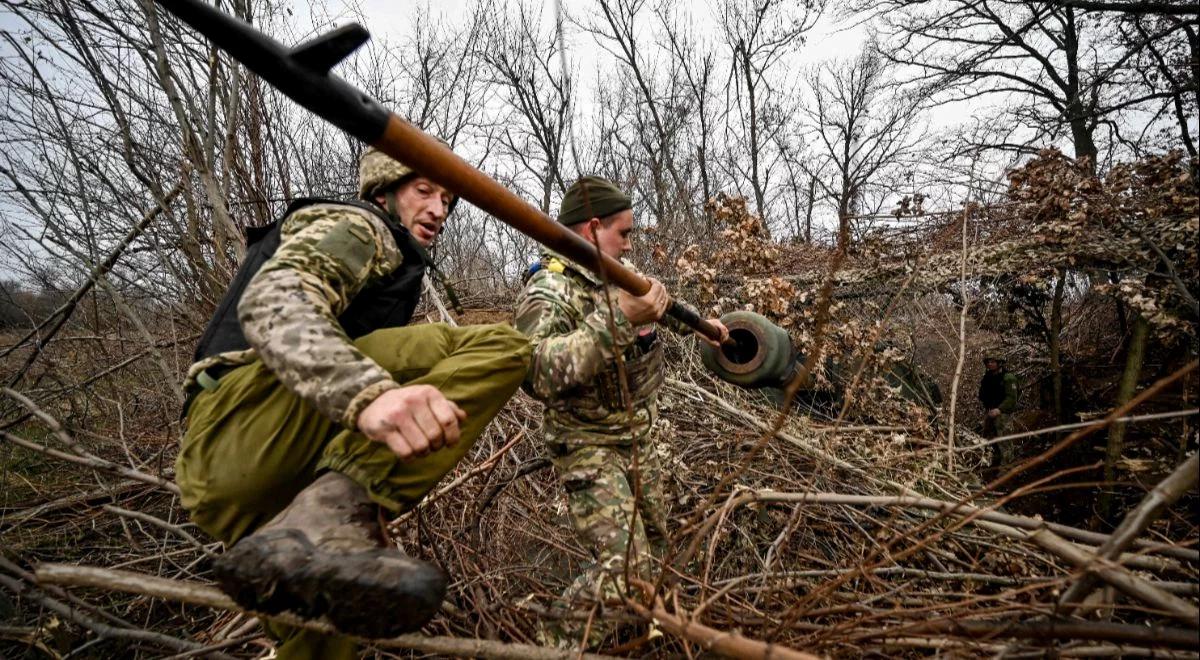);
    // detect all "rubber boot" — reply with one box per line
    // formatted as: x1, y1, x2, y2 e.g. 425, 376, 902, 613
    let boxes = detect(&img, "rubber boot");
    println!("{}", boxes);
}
211, 470, 446, 639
